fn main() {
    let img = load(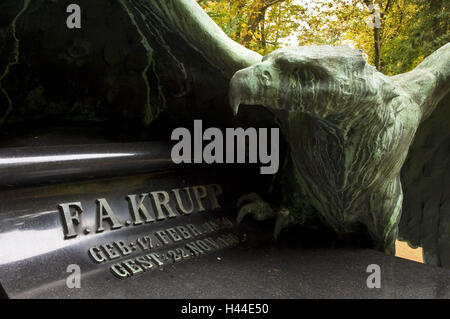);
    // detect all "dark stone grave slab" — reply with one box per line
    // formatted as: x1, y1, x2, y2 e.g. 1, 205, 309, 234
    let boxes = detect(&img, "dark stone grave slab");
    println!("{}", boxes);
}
0, 129, 448, 299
